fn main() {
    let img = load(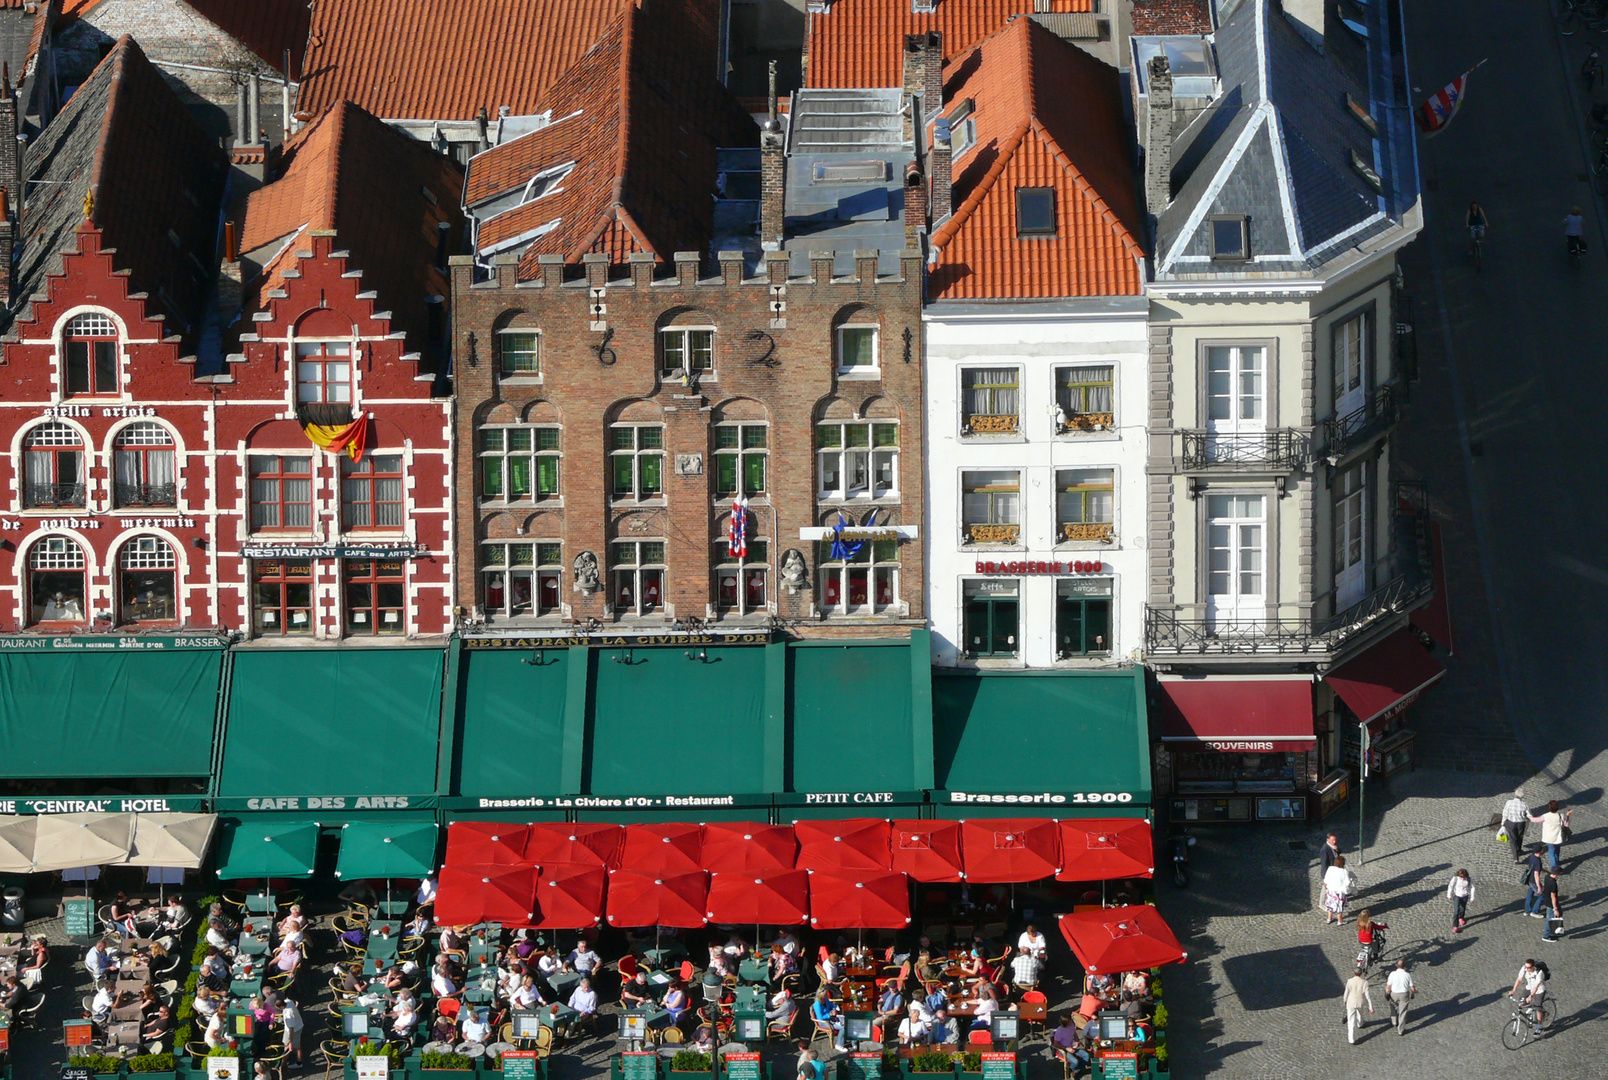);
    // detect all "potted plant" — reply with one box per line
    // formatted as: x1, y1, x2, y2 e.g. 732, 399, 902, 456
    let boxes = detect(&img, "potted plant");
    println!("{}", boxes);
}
128, 1052, 179, 1079
69, 1053, 126, 1077
669, 1050, 714, 1077
907, 1051, 955, 1077
1152, 1044, 1169, 1076
350, 1038, 405, 1079
953, 1052, 982, 1080
419, 1049, 476, 1077
881, 1048, 900, 1076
